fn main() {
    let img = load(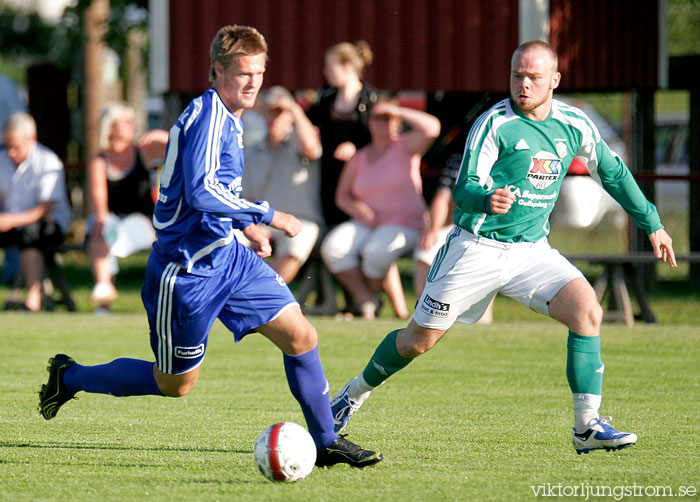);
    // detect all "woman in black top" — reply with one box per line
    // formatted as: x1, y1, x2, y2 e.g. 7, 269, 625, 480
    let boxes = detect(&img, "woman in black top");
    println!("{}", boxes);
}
307, 42, 409, 318
306, 40, 377, 228
87, 101, 168, 311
